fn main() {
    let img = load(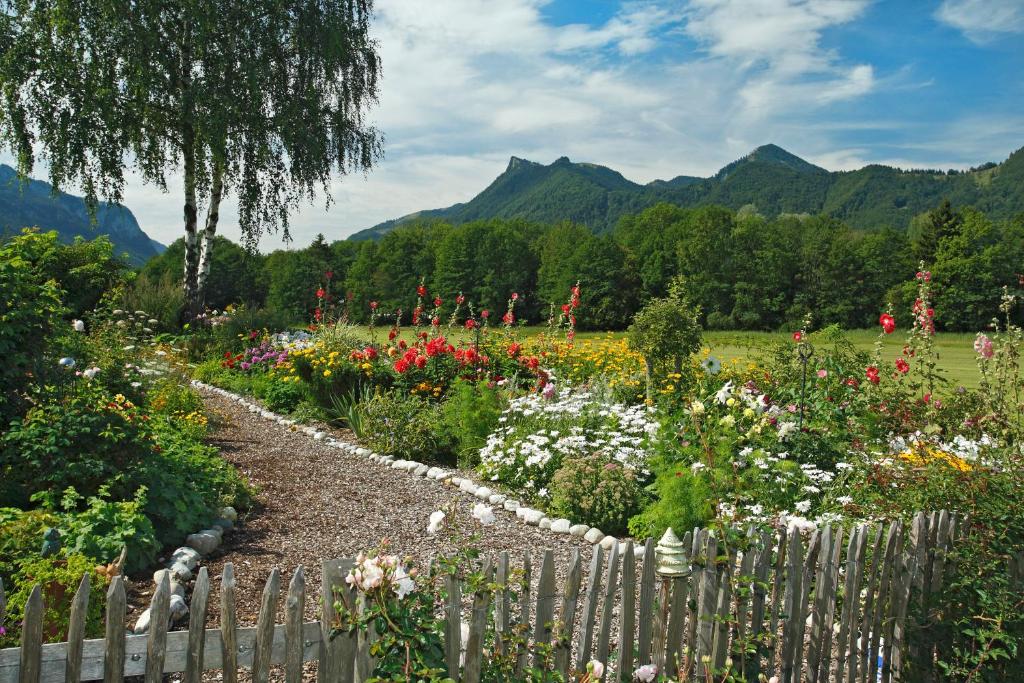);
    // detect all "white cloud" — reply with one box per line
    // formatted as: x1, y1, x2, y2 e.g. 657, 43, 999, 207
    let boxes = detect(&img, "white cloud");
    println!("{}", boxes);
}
5, 0, 1018, 250
936, 0, 1024, 43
